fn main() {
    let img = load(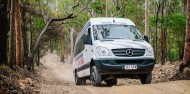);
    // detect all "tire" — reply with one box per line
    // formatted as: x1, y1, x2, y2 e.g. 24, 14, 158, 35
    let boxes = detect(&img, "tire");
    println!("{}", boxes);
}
113, 79, 117, 85
91, 66, 102, 86
81, 78, 86, 85
74, 71, 83, 85
139, 72, 152, 84
105, 79, 117, 86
